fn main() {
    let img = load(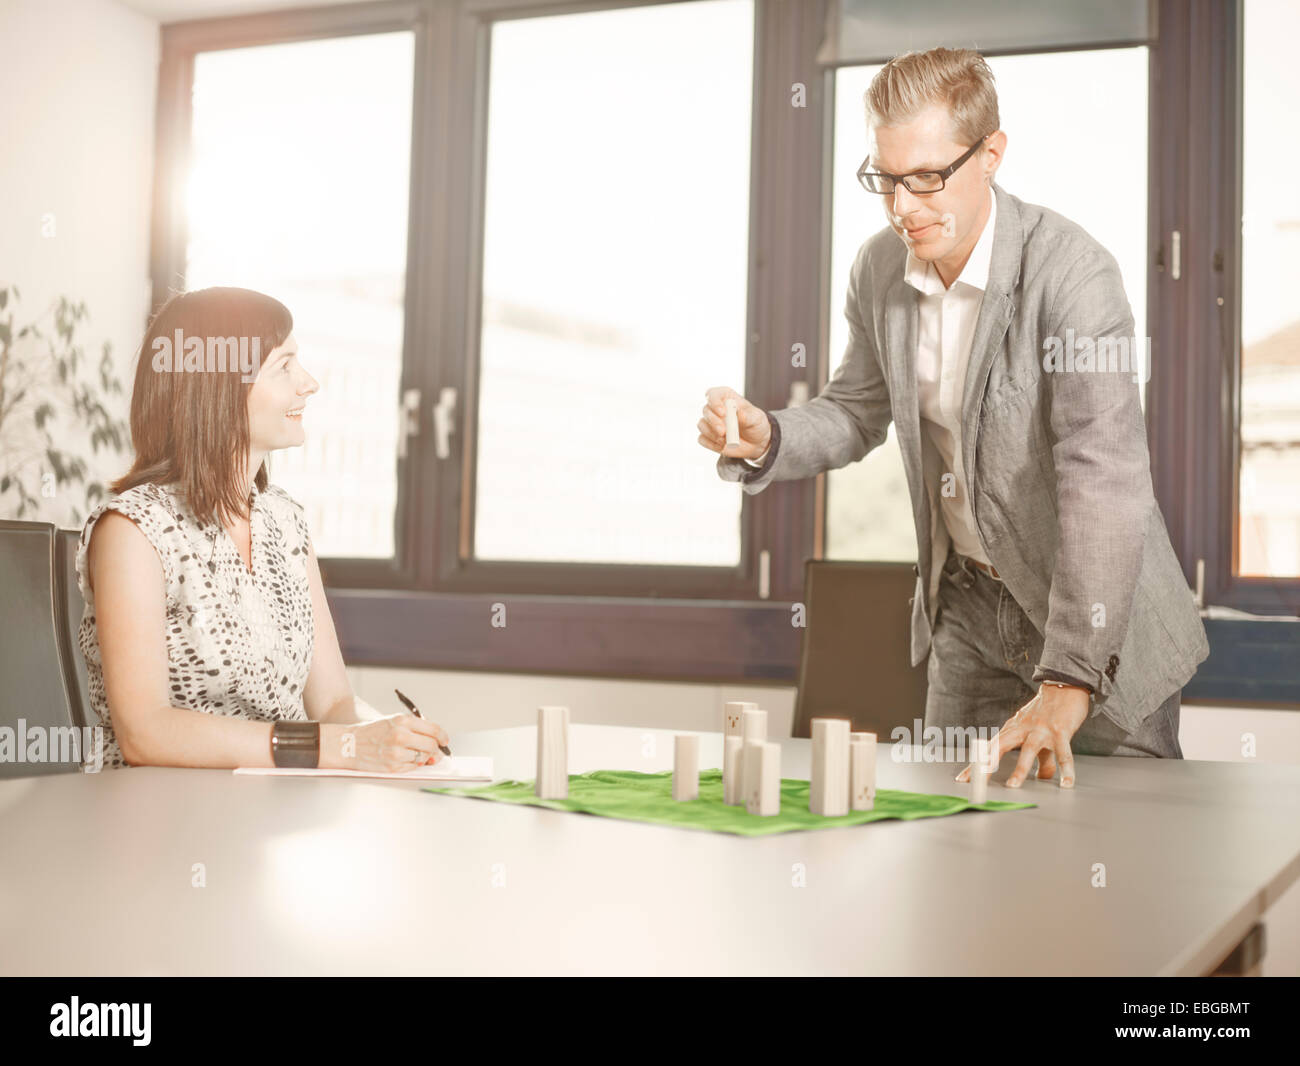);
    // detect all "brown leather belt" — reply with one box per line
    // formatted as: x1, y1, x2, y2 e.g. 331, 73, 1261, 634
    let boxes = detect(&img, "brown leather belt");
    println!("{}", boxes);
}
959, 554, 1001, 580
